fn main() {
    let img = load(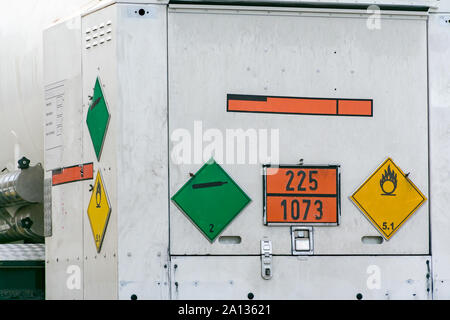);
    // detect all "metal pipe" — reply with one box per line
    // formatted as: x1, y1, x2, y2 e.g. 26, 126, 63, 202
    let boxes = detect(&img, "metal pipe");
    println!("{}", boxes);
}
0, 205, 44, 243
0, 164, 44, 208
